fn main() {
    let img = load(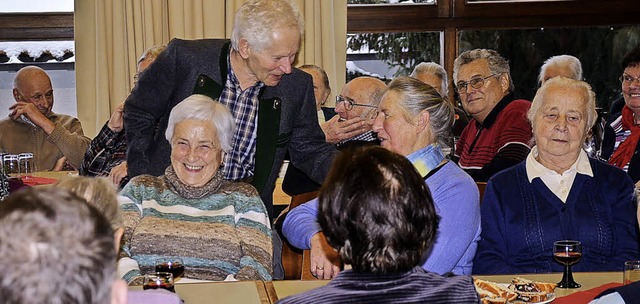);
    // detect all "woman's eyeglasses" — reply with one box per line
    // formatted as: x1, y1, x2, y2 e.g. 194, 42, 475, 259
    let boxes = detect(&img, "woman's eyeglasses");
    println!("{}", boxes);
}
620, 74, 640, 85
